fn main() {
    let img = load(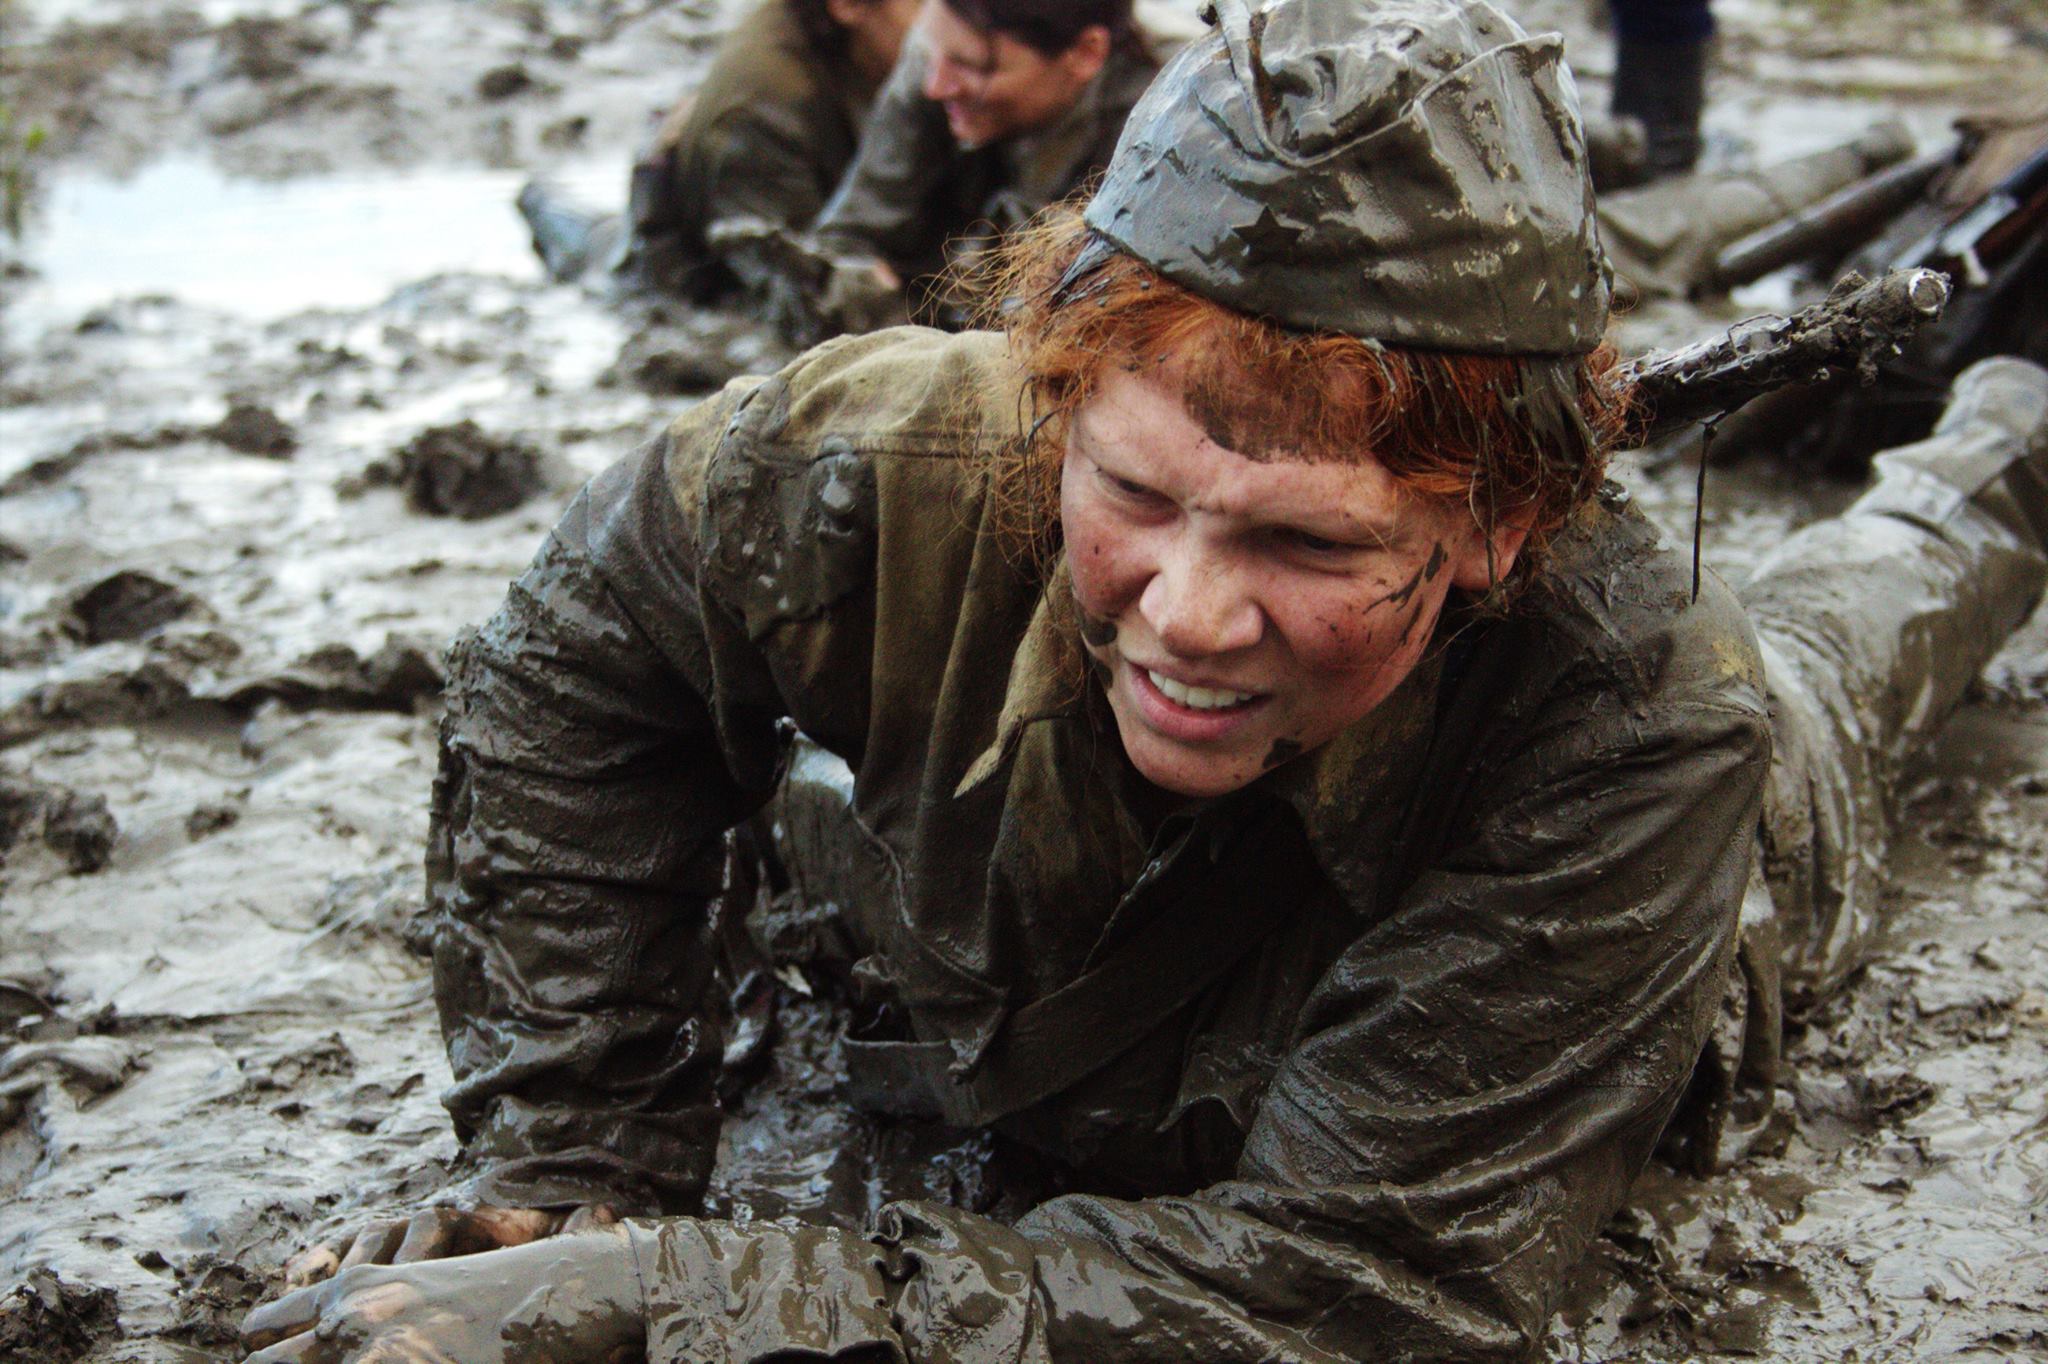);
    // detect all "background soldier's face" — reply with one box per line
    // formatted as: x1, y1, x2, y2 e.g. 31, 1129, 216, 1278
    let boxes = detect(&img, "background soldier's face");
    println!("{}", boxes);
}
1061, 358, 1517, 798
917, 1, 1107, 148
